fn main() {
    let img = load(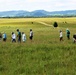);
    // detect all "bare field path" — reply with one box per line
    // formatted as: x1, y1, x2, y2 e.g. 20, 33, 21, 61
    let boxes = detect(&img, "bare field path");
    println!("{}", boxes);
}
38, 21, 53, 27
38, 21, 60, 30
